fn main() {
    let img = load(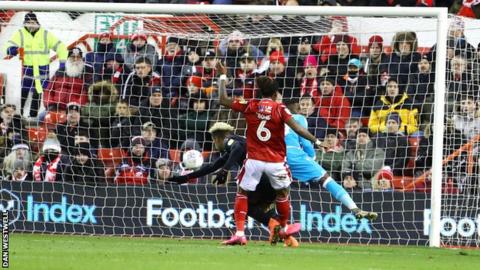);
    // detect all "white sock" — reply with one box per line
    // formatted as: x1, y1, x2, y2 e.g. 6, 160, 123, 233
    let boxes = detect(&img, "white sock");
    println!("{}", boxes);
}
235, 231, 245, 237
